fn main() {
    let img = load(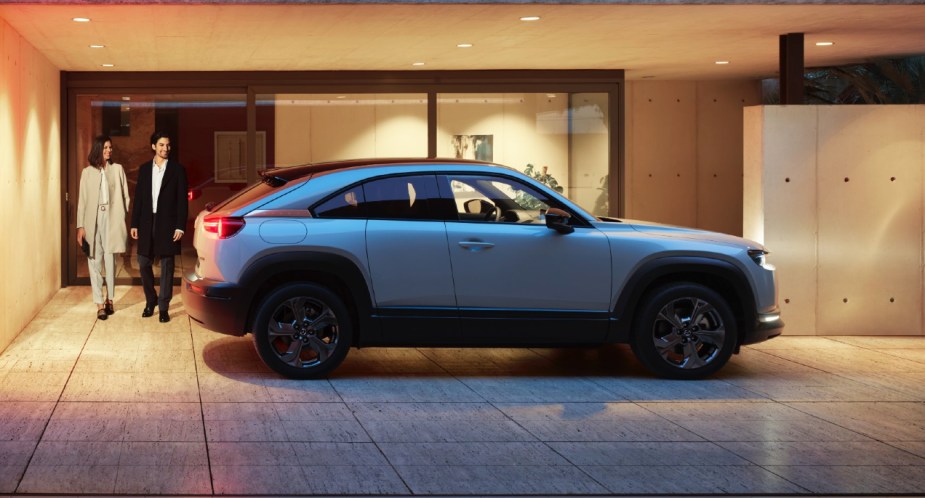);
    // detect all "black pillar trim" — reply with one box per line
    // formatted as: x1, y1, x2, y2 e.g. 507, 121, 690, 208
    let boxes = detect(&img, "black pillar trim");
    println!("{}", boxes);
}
780, 33, 804, 105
